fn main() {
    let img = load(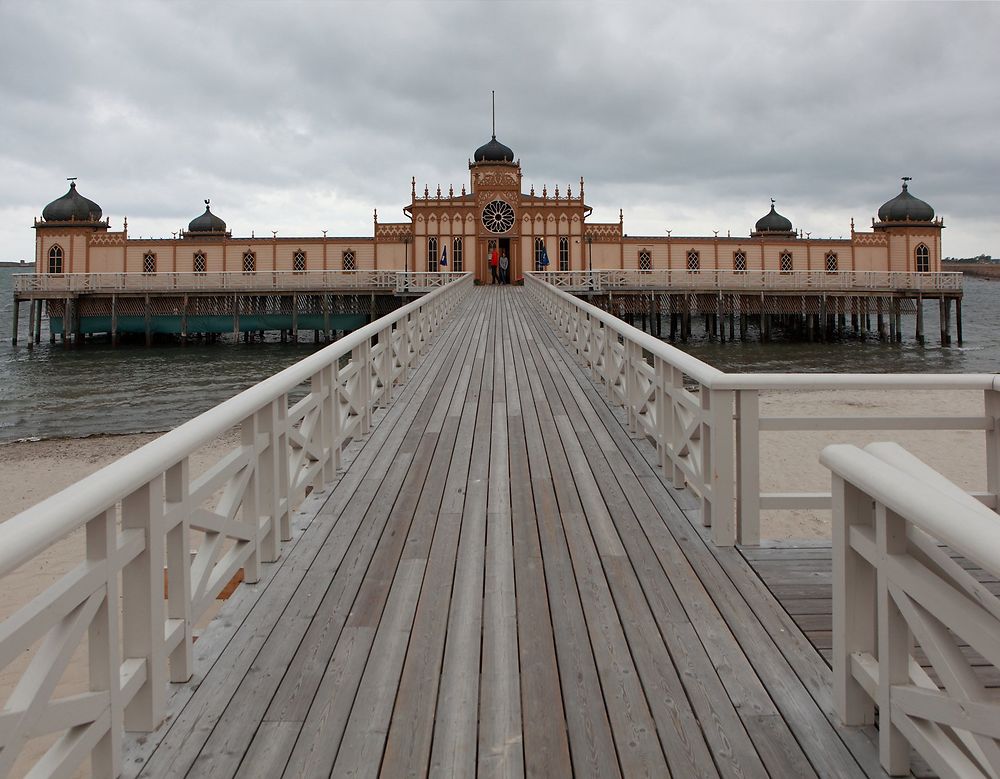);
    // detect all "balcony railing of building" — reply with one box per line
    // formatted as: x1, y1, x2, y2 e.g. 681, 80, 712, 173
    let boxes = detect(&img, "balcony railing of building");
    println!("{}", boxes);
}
525, 272, 998, 547
0, 274, 471, 779
12, 270, 460, 295
532, 269, 964, 292
822, 441, 1000, 777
